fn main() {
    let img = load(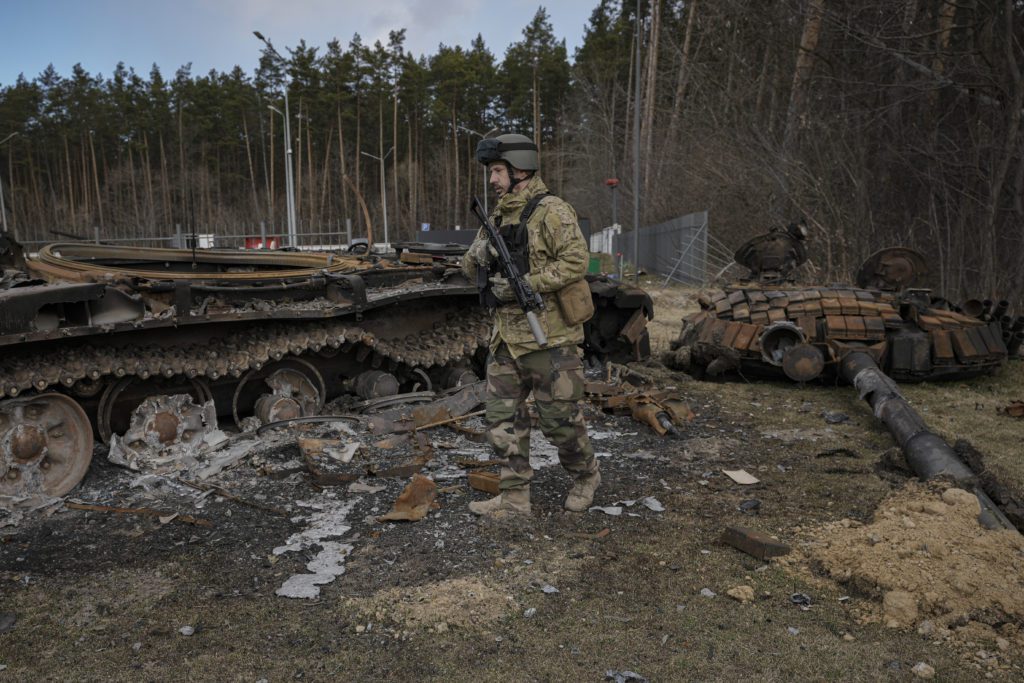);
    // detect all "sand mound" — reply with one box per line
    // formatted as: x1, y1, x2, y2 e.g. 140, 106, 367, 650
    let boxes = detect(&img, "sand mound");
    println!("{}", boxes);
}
350, 576, 516, 633
791, 482, 1024, 662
